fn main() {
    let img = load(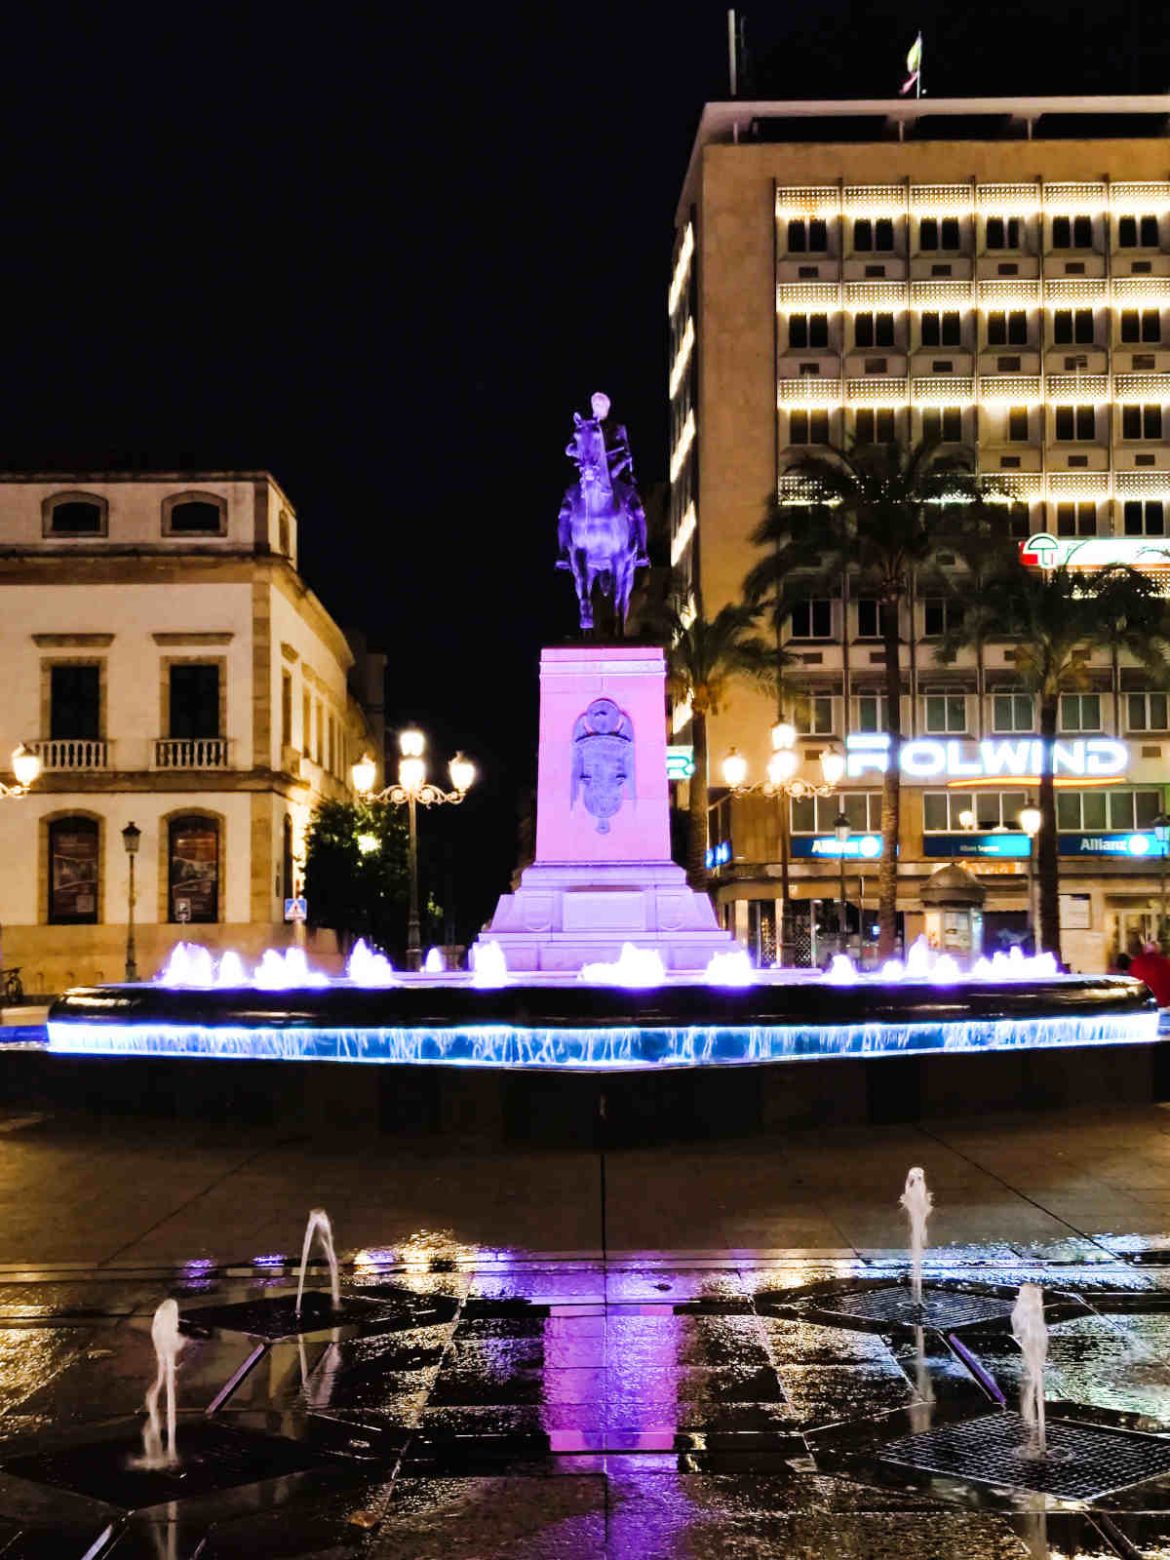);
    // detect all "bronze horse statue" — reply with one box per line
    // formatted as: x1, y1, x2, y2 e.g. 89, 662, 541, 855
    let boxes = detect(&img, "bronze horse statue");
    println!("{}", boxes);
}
557, 392, 648, 631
